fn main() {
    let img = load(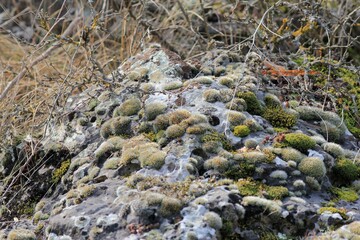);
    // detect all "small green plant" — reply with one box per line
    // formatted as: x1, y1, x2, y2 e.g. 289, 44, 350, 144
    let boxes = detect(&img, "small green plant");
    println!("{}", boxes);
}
298, 157, 326, 179
201, 131, 233, 151
332, 158, 359, 185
